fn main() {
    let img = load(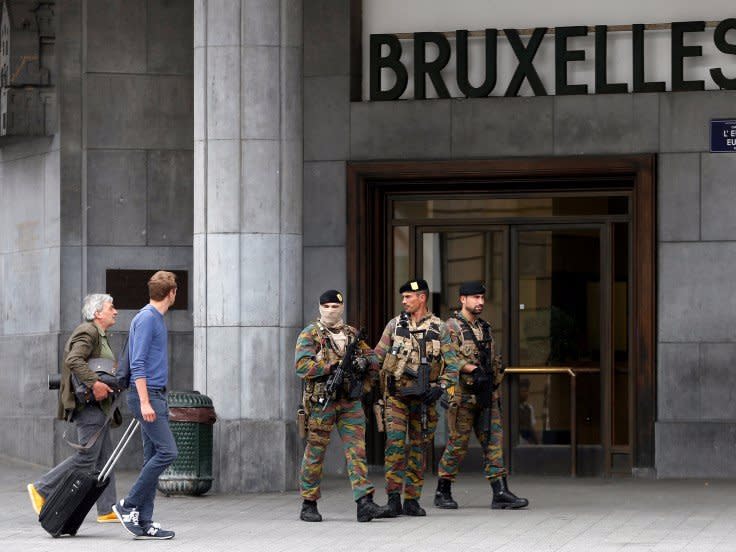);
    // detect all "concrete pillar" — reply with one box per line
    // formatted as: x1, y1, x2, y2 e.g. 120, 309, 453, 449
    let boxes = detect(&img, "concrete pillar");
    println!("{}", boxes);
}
193, 0, 303, 492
